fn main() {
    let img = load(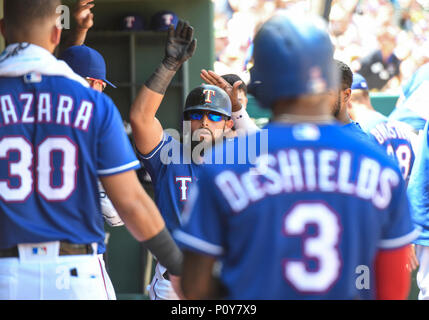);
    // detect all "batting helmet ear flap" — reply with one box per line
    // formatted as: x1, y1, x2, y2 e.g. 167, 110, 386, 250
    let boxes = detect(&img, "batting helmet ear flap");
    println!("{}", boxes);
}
249, 11, 339, 110
184, 84, 232, 117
